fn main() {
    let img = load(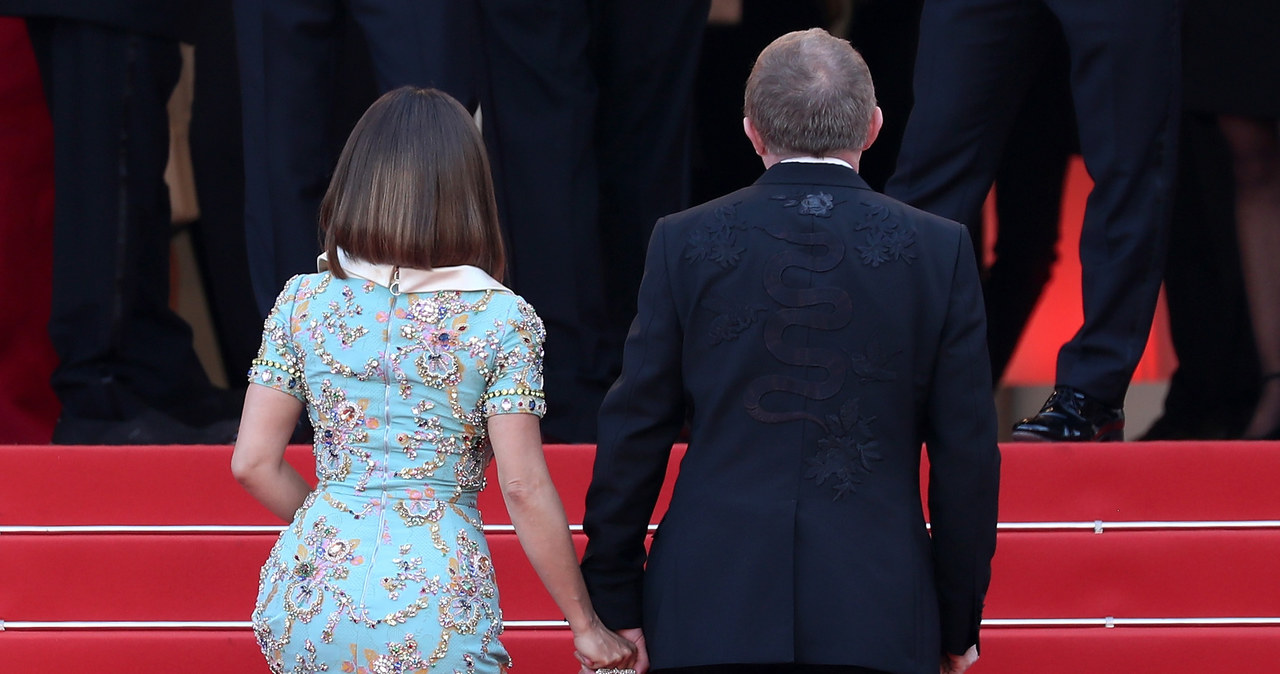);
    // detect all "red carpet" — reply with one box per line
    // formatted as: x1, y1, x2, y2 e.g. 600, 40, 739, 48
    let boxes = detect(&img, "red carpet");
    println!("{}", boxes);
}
2, 442, 1277, 673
